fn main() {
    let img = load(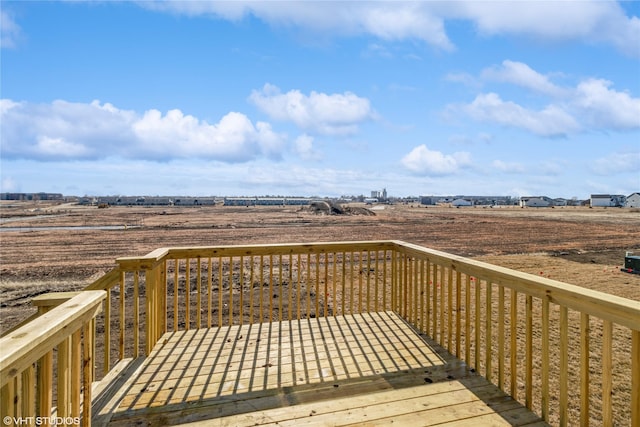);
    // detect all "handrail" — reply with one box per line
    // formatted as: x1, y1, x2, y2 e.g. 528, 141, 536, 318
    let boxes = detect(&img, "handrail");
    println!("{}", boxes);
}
0, 291, 105, 384
0, 291, 105, 427
394, 241, 640, 329
391, 240, 639, 426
